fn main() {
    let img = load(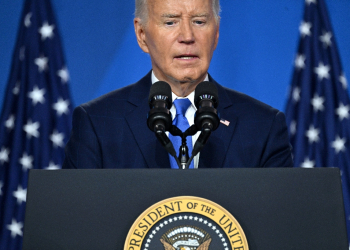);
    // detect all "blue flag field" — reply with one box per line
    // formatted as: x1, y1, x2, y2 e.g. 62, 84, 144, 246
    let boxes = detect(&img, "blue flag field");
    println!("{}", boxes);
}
286, 0, 350, 245
0, 0, 72, 249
